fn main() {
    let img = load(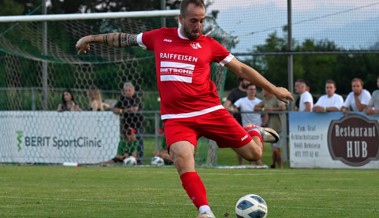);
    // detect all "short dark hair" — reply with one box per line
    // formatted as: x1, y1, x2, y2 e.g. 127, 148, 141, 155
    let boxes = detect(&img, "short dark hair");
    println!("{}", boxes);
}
180, 0, 205, 16
352, 78, 363, 86
325, 80, 336, 86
